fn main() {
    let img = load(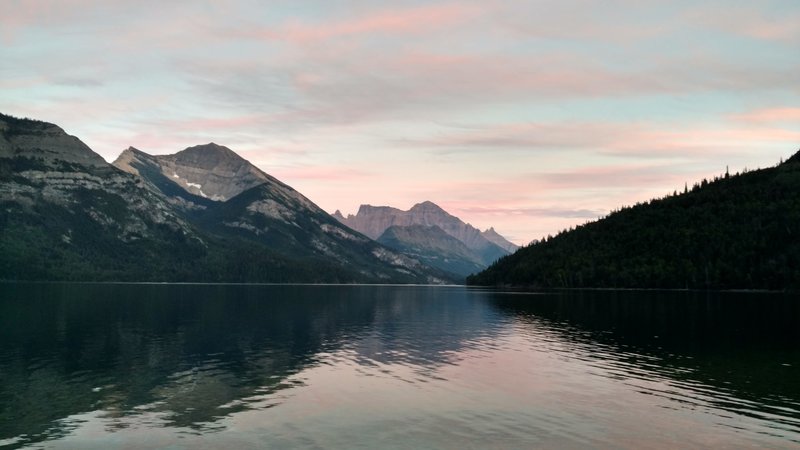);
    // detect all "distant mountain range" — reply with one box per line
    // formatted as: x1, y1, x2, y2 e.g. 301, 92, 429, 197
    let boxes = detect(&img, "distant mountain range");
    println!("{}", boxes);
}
334, 202, 518, 276
0, 113, 455, 283
468, 151, 800, 290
